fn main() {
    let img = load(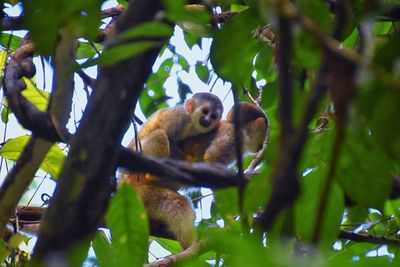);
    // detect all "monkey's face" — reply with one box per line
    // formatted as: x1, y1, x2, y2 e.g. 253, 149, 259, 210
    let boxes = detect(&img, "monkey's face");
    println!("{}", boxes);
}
192, 103, 223, 134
